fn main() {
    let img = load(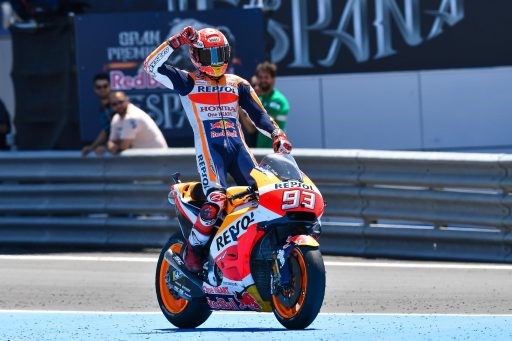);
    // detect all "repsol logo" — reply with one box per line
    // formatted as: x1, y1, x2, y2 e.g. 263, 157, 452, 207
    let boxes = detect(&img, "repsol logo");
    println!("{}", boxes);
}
216, 212, 255, 251
197, 85, 235, 93
197, 154, 209, 187
274, 181, 313, 190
